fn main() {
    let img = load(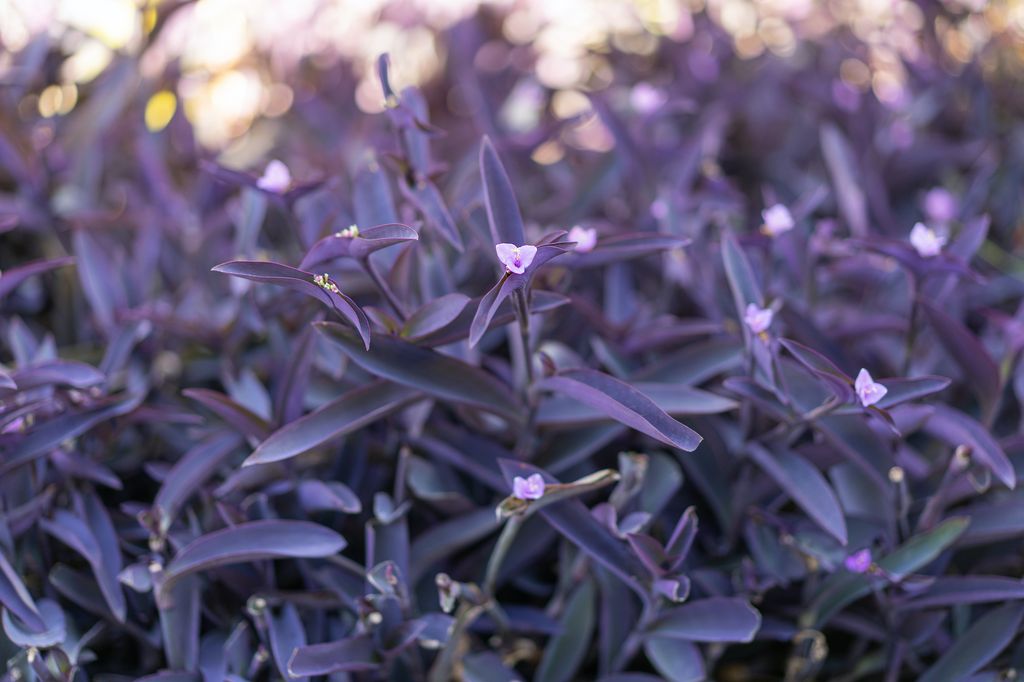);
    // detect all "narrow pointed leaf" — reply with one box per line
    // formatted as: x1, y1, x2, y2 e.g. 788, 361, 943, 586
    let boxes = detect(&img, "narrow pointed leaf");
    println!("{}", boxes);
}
480, 137, 525, 245
316, 322, 518, 419
747, 443, 847, 544
918, 603, 1024, 682
647, 598, 761, 642
288, 635, 377, 676
536, 368, 701, 451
